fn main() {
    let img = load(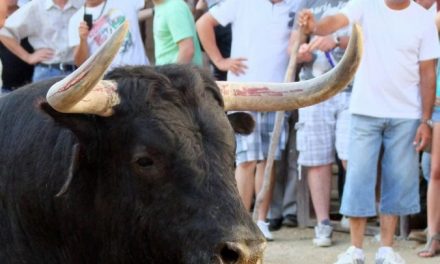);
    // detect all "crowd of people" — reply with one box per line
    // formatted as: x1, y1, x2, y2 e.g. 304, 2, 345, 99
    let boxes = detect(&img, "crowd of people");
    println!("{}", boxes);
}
1, 0, 440, 263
